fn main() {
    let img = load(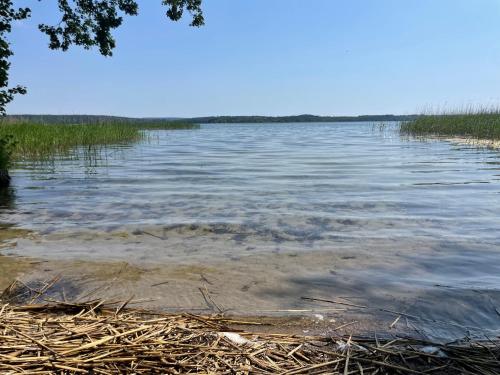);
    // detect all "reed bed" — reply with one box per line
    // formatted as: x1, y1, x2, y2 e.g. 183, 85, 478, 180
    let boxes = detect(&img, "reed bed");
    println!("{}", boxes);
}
0, 136, 13, 171
0, 298, 498, 374
0, 122, 198, 161
400, 109, 500, 141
